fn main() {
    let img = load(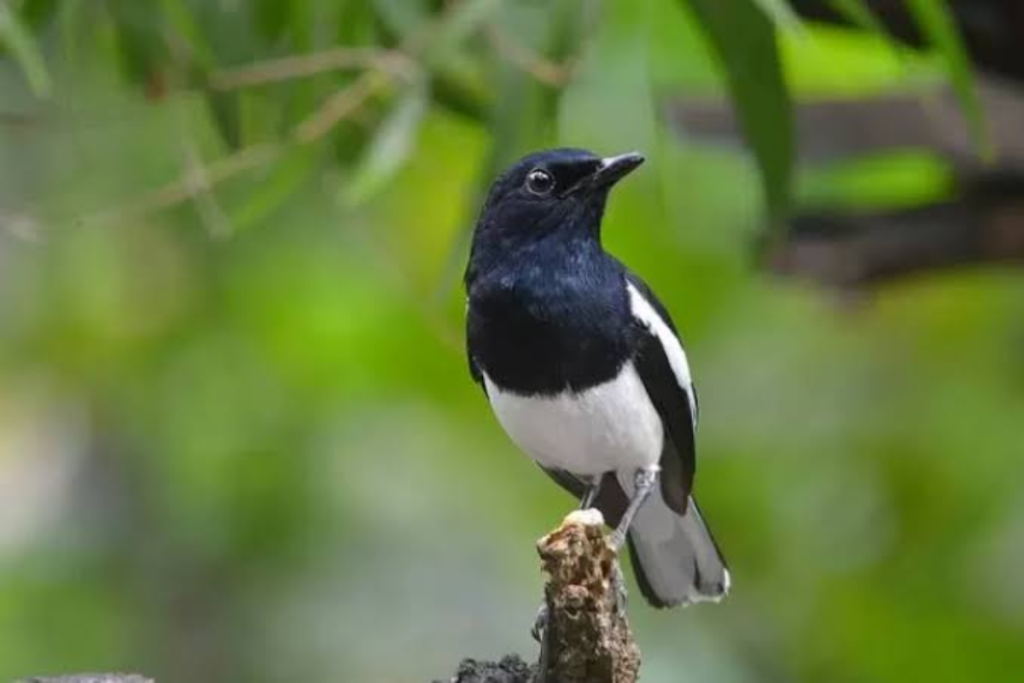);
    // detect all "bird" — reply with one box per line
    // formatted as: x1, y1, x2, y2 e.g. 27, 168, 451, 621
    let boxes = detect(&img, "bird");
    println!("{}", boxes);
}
464, 148, 729, 609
